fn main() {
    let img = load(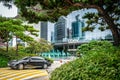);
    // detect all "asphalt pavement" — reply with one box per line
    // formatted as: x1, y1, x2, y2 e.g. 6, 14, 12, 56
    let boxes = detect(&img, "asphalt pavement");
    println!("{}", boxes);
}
0, 68, 48, 80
